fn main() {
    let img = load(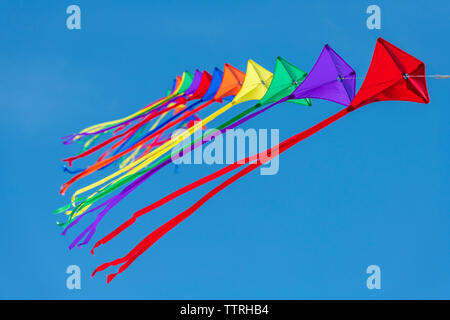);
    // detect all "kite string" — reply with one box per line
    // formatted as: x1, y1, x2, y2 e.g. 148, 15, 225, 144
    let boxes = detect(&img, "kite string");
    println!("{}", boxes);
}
407, 74, 450, 79
340, 76, 365, 79
341, 74, 450, 79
